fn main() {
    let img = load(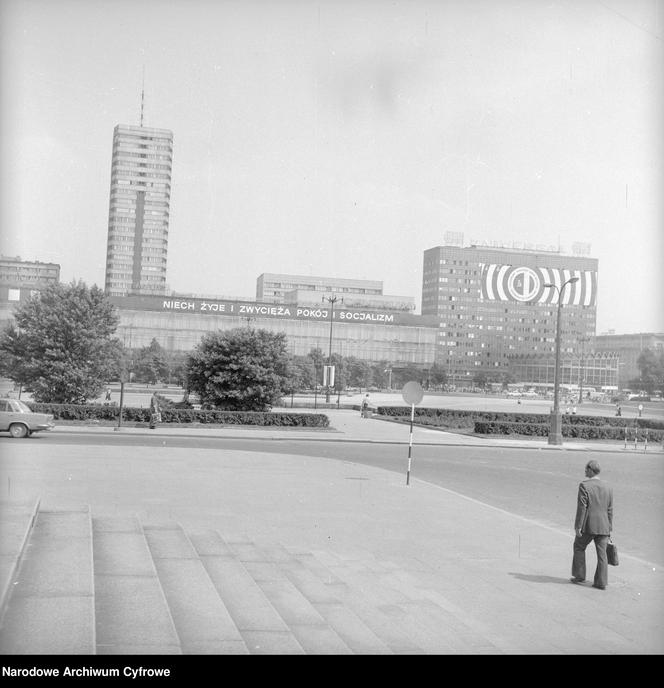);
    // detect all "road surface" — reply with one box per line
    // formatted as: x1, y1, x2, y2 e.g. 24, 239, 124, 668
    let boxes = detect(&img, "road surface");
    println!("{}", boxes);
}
2, 431, 662, 566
